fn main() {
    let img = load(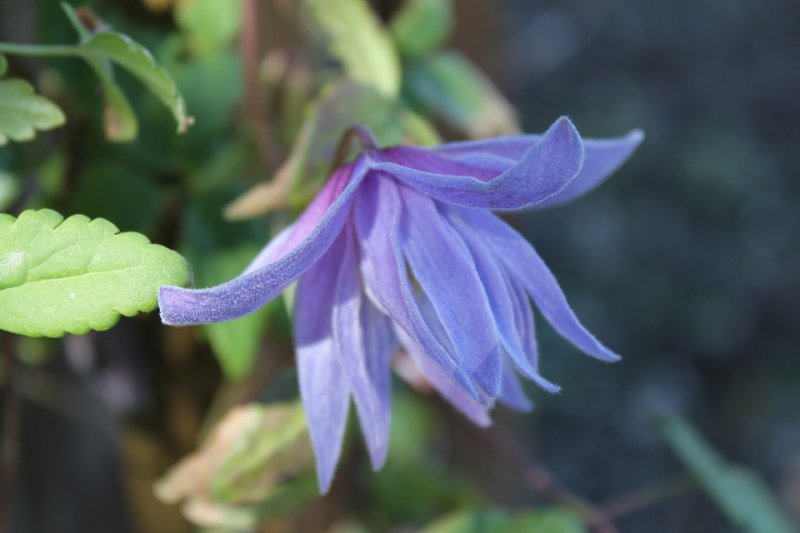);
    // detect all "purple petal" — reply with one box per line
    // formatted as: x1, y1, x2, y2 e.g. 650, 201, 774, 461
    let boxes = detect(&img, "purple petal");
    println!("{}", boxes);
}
444, 209, 544, 384
498, 361, 533, 412
332, 225, 393, 470
395, 326, 492, 427
434, 129, 644, 209
294, 236, 351, 494
352, 175, 478, 398
462, 208, 620, 363
159, 158, 369, 325
399, 187, 503, 399
371, 117, 584, 211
